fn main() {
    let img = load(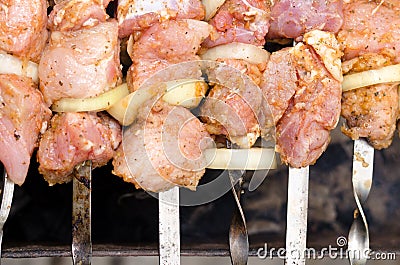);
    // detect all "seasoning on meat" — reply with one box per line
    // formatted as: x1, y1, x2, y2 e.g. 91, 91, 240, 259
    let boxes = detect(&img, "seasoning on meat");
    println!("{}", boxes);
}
0, 74, 51, 185
113, 99, 212, 192
202, 0, 271, 48
261, 30, 342, 167
117, 0, 205, 38
338, 0, 400, 149
0, 0, 48, 62
126, 19, 211, 92
39, 20, 122, 105
200, 59, 266, 148
38, 112, 121, 185
49, 0, 111, 32
267, 0, 343, 41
